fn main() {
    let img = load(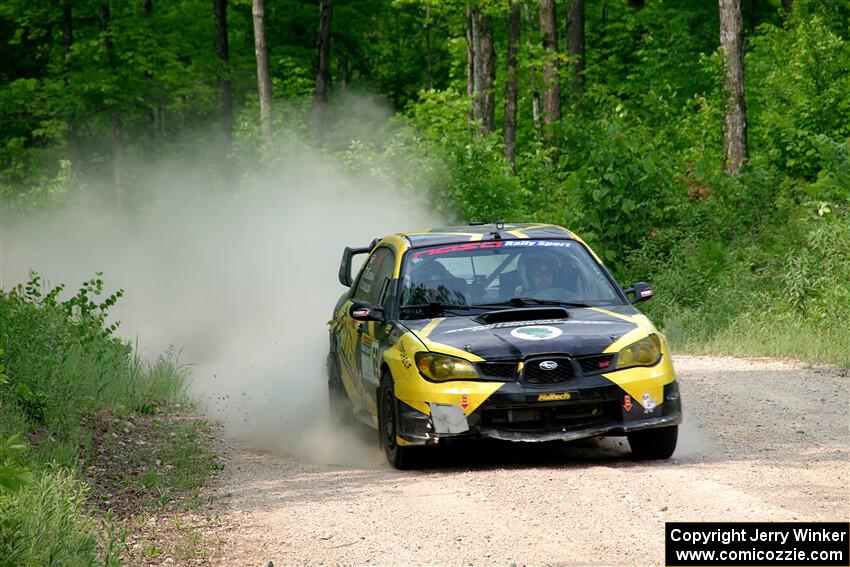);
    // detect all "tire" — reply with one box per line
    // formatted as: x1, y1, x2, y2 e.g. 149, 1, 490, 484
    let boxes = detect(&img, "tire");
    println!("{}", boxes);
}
378, 374, 418, 470
327, 352, 351, 425
627, 425, 678, 460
